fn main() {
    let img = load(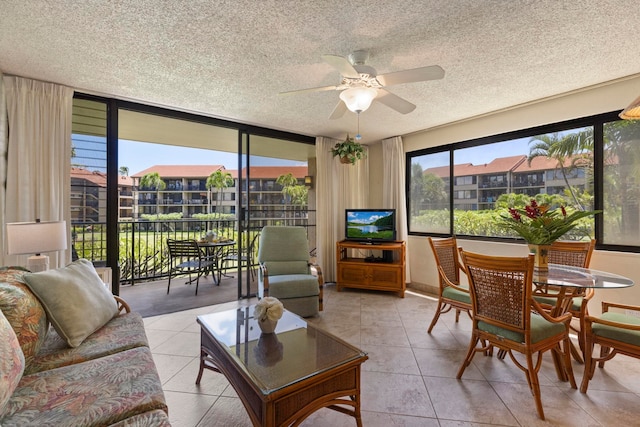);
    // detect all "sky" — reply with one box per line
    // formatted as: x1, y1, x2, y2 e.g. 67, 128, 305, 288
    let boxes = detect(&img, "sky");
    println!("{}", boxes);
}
118, 140, 303, 175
